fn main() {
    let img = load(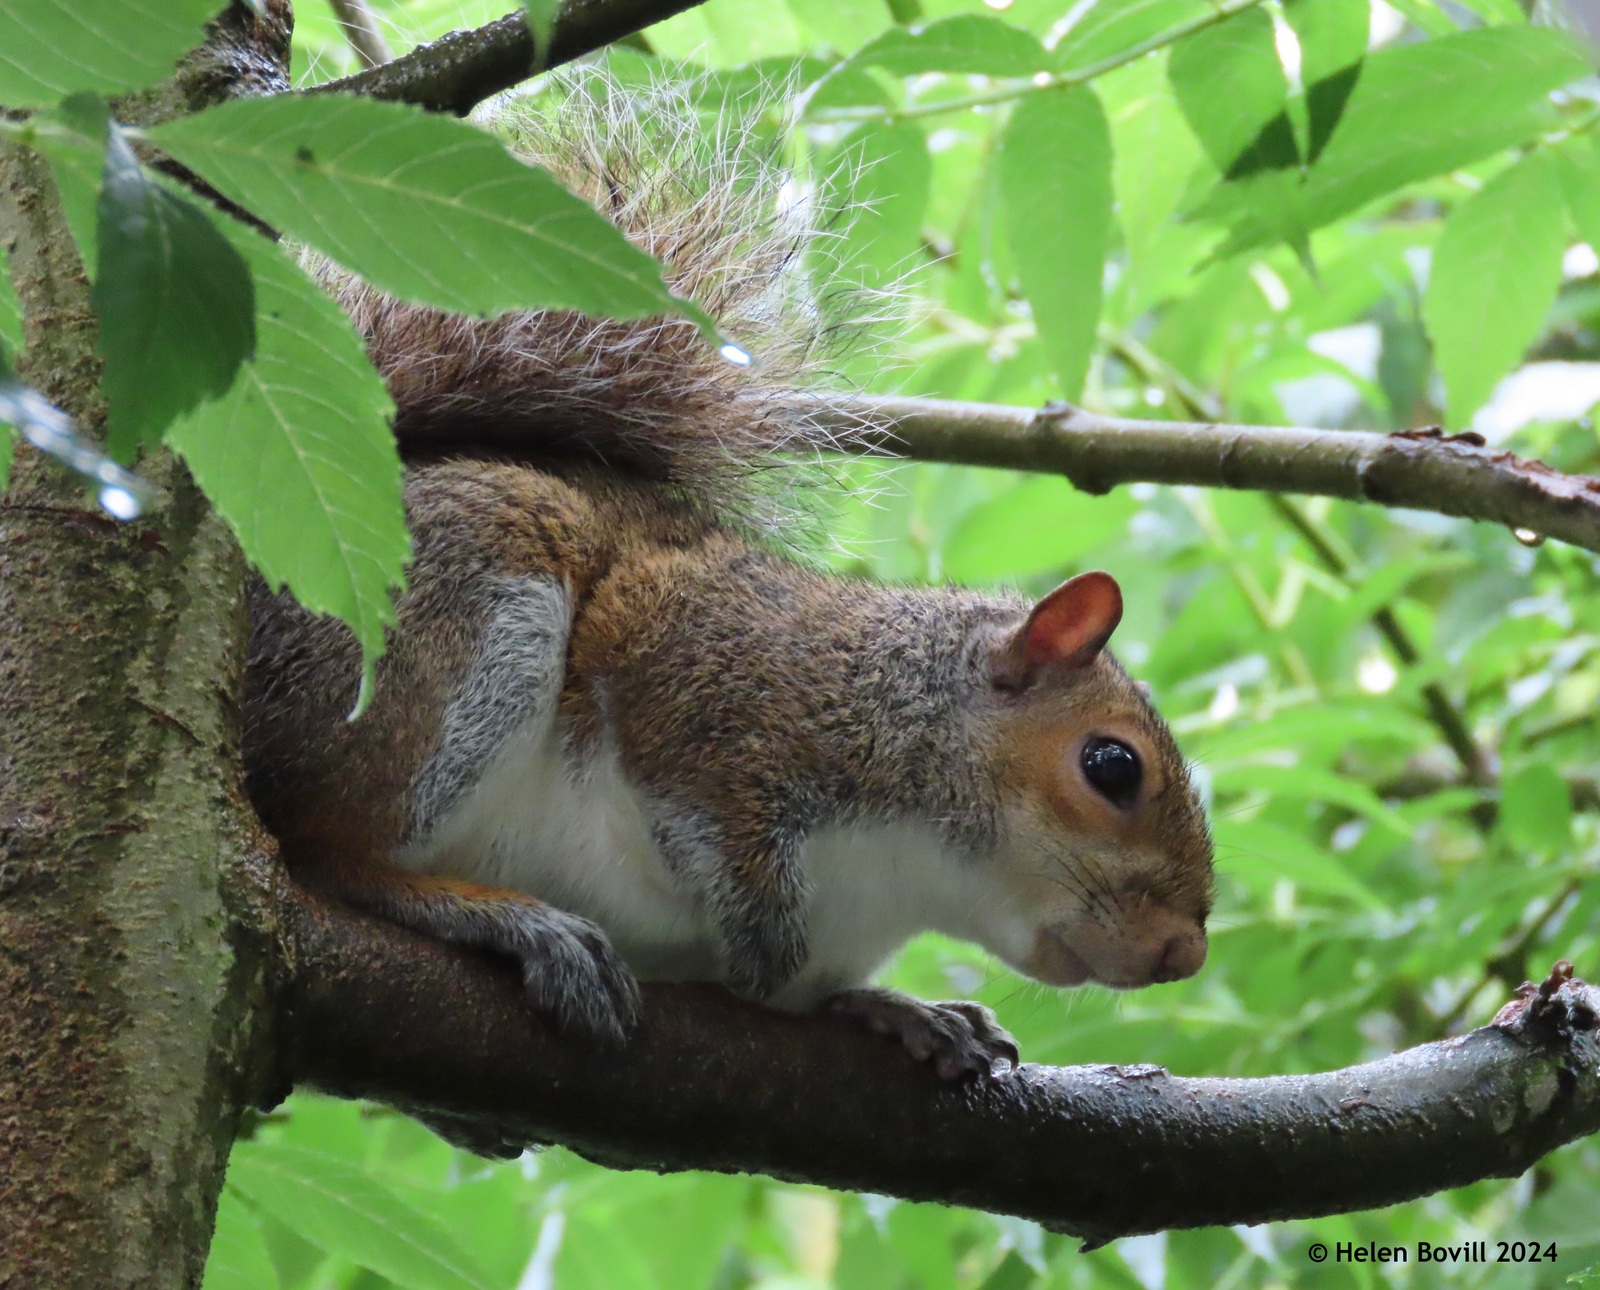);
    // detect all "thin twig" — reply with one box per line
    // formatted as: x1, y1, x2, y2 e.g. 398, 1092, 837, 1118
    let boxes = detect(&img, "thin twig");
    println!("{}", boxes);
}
327, 0, 394, 70
808, 0, 1269, 124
